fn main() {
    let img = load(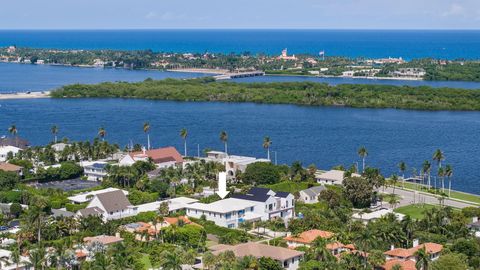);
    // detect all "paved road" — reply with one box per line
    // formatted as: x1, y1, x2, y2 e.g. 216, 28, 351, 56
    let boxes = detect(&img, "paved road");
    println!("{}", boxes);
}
380, 187, 477, 209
